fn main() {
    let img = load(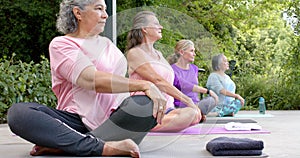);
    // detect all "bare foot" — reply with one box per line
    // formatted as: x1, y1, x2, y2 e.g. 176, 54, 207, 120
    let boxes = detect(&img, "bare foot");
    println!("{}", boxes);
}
231, 112, 235, 117
102, 139, 140, 158
30, 145, 65, 156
